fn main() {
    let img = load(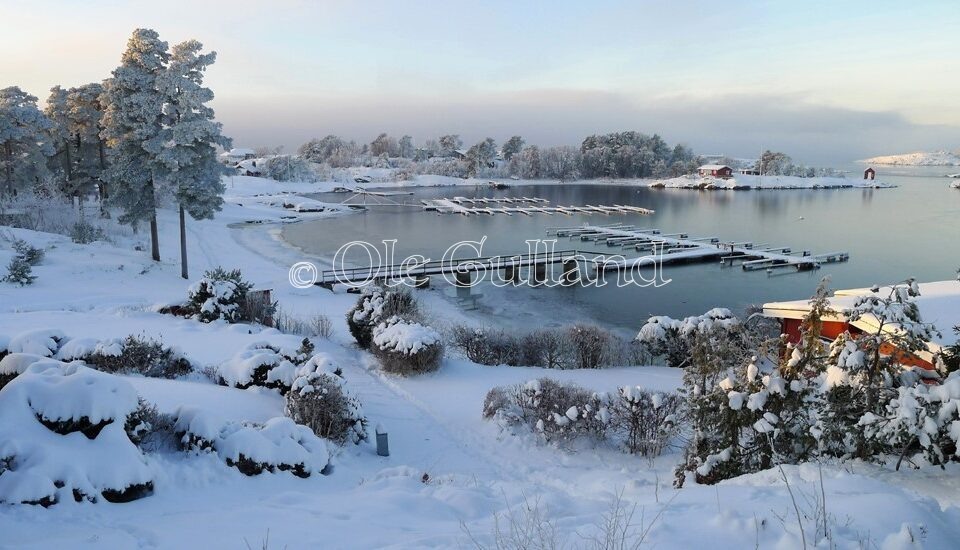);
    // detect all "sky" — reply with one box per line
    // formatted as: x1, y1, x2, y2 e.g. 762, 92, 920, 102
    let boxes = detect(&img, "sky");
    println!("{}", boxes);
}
3, 0, 959, 164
